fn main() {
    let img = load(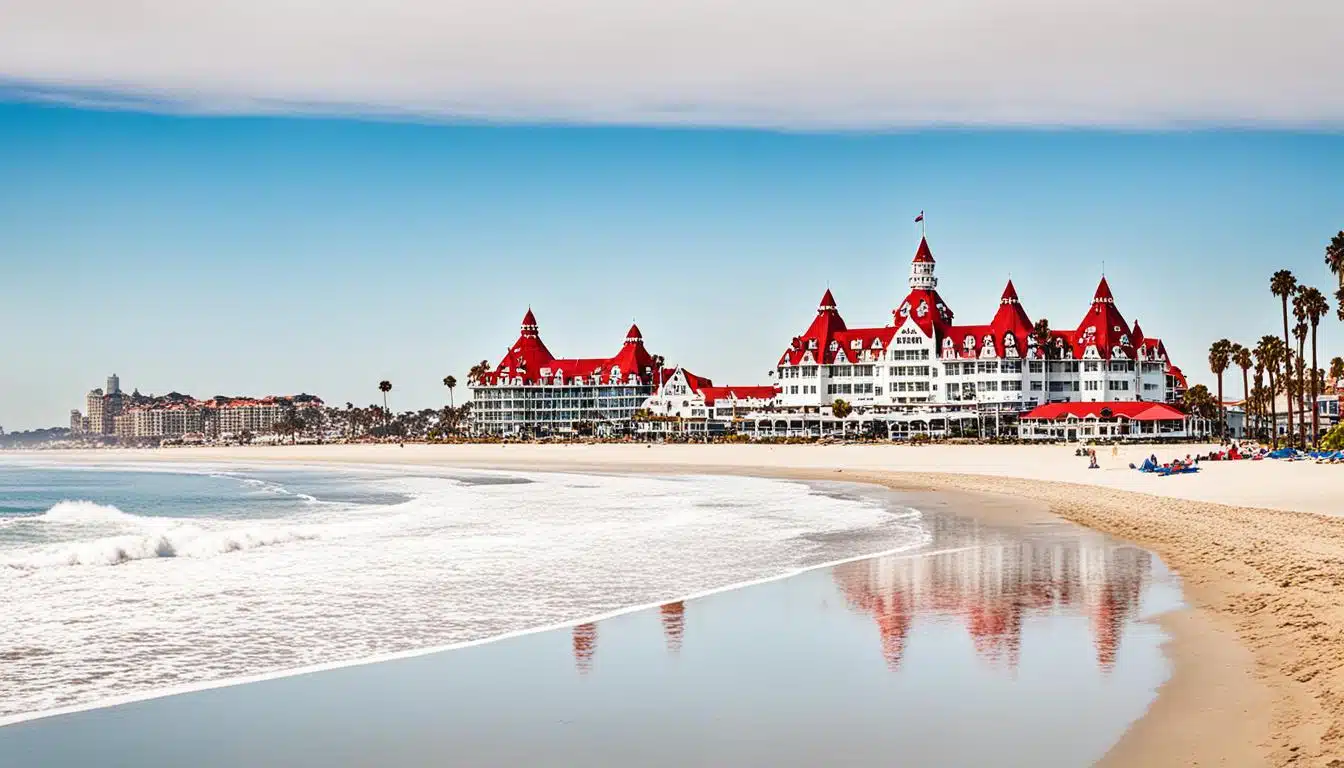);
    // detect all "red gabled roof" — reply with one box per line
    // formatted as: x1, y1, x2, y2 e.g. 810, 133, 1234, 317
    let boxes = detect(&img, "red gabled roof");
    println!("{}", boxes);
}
702, 385, 778, 406
780, 289, 850, 366
1022, 402, 1186, 421
832, 326, 899, 363
1074, 277, 1135, 360
990, 279, 1034, 356
941, 323, 996, 360
486, 311, 659, 386
894, 288, 954, 339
